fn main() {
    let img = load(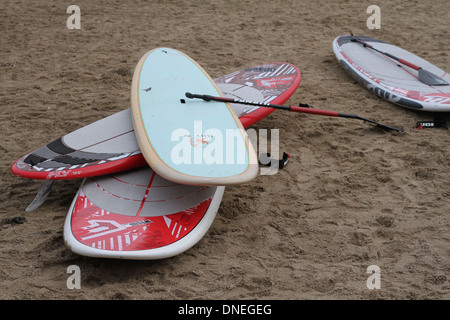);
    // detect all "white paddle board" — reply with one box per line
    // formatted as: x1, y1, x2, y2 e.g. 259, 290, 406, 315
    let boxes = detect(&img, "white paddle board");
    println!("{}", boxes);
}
333, 35, 450, 112
64, 64, 300, 259
130, 48, 258, 186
